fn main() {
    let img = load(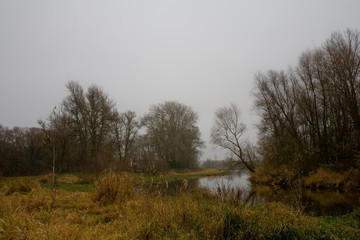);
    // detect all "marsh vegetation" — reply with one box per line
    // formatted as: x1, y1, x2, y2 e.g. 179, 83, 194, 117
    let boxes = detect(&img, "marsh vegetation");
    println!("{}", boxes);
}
1, 171, 360, 239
